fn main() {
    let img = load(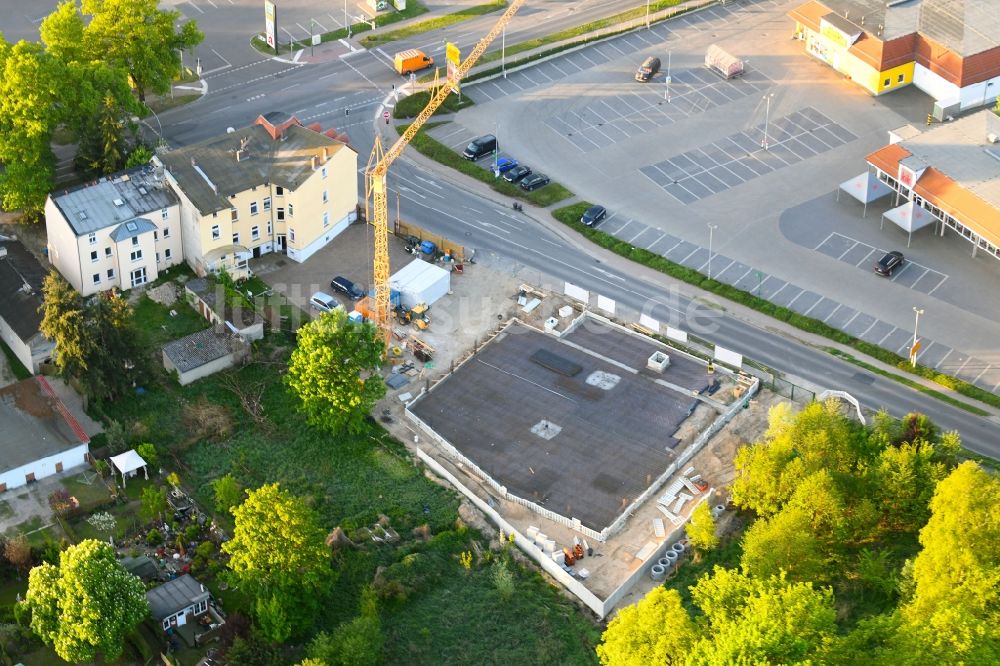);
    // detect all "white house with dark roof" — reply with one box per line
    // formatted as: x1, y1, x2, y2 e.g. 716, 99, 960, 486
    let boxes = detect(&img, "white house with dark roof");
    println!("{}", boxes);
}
44, 166, 183, 296
0, 237, 54, 374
